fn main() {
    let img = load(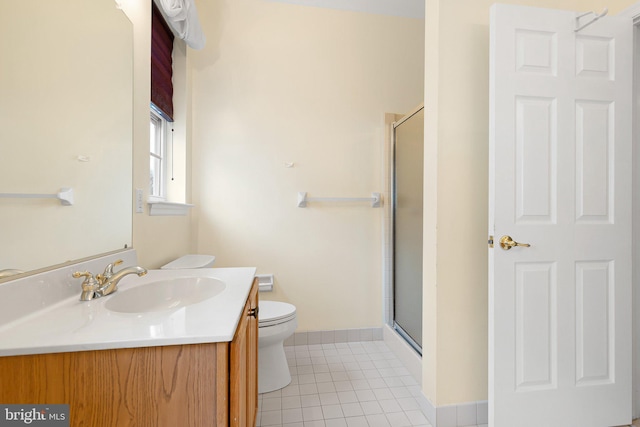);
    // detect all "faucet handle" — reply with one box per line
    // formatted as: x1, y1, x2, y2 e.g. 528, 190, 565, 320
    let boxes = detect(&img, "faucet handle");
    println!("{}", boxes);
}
72, 271, 94, 280
103, 259, 123, 277
73, 271, 100, 301
73, 271, 98, 287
